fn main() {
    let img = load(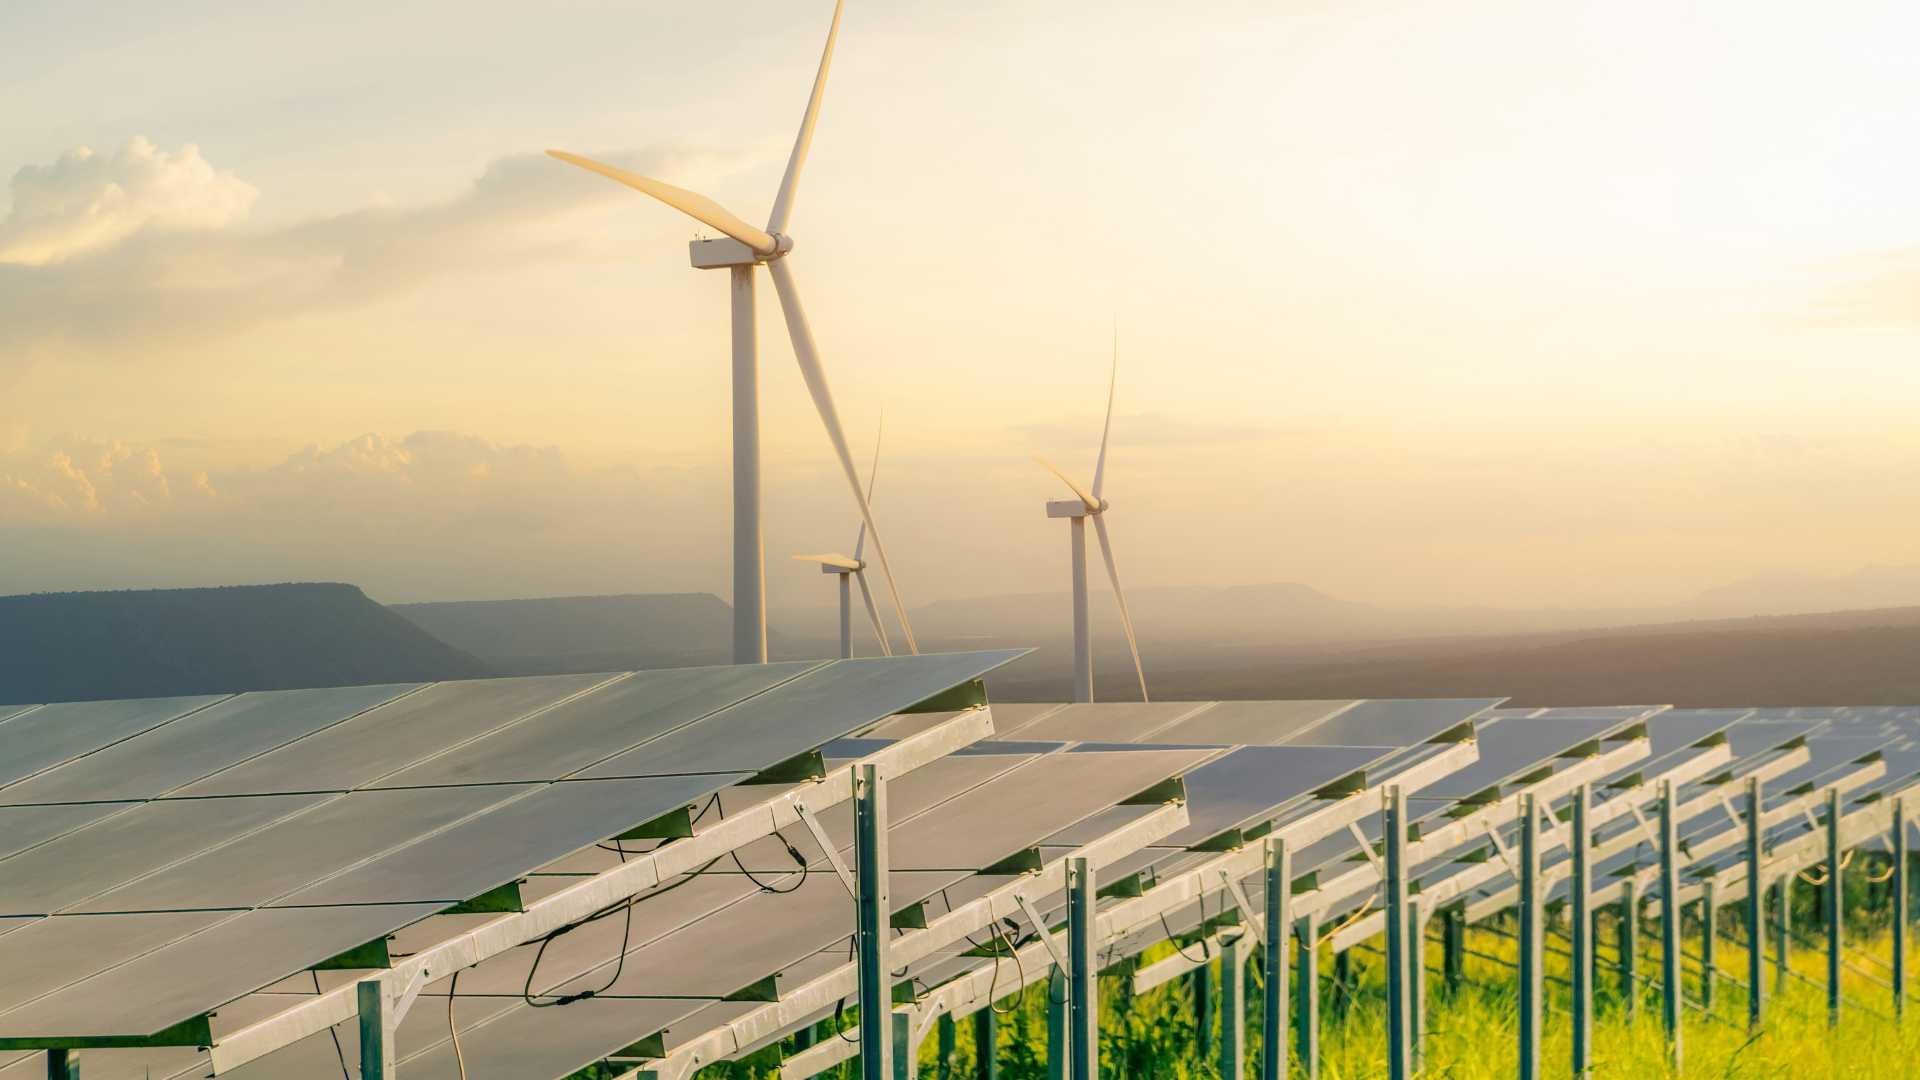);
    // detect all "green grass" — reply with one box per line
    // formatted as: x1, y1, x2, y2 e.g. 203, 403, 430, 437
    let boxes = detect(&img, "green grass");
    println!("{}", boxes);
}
578, 869, 1920, 1078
